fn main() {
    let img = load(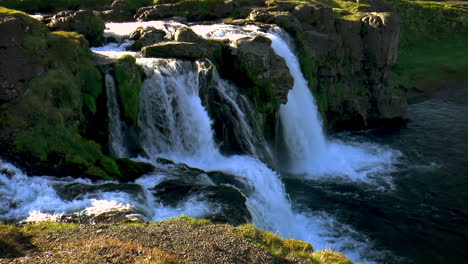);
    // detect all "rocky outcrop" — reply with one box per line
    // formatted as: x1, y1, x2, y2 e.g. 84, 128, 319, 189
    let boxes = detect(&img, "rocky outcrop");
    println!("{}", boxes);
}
227, 36, 293, 104
136, 1, 234, 22
135, 0, 267, 22
128, 26, 167, 50
150, 161, 252, 225
47, 10, 105, 45
0, 15, 45, 103
245, 4, 407, 129
362, 12, 400, 67
142, 42, 208, 60
100, 0, 135, 22
141, 27, 225, 61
